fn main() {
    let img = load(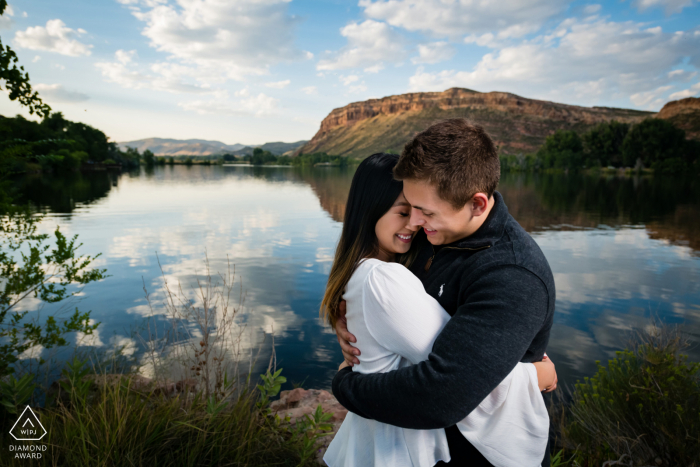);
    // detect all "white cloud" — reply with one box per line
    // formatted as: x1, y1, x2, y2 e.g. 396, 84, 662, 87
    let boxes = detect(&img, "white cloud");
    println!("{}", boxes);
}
408, 17, 700, 108
583, 4, 602, 14
359, 0, 567, 40
34, 83, 90, 103
412, 41, 455, 64
340, 74, 359, 86
265, 80, 291, 89
348, 84, 368, 93
32, 55, 41, 63
668, 82, 700, 100
96, 49, 217, 94
179, 93, 280, 117
14, 19, 92, 56
317, 20, 406, 71
632, 0, 695, 15
630, 85, 673, 109
301, 86, 317, 95
125, 0, 308, 81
